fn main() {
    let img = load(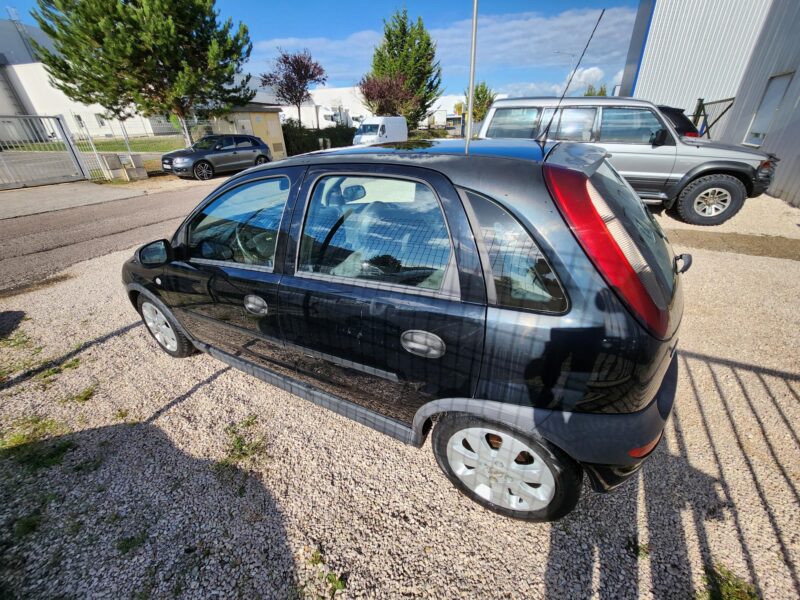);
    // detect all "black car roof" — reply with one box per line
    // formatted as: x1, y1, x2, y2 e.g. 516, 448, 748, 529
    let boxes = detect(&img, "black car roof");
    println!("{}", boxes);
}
291, 139, 554, 164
